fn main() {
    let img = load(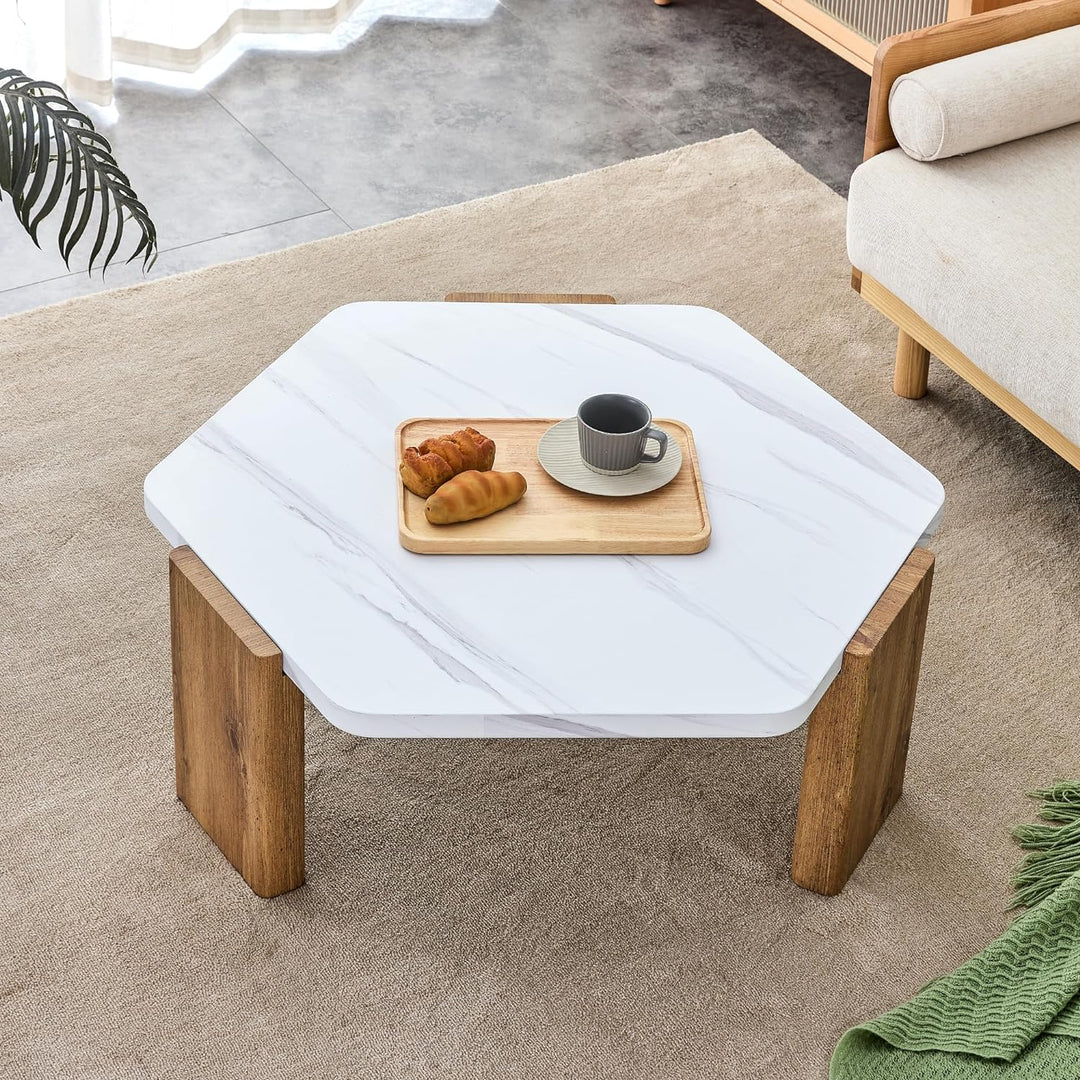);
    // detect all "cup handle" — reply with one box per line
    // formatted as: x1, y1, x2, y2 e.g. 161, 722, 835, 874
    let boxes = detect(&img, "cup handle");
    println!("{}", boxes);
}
640, 426, 668, 464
